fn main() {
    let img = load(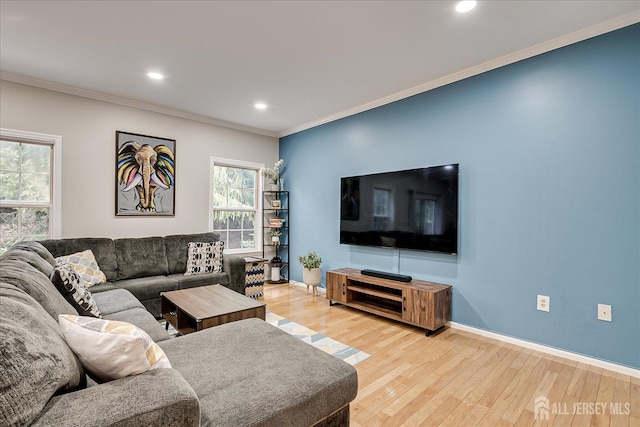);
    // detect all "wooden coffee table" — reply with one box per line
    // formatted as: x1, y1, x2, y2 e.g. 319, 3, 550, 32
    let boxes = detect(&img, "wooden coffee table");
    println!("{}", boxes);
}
161, 285, 266, 335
